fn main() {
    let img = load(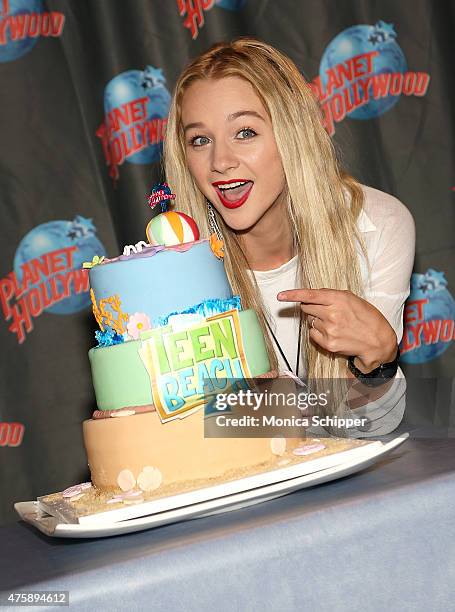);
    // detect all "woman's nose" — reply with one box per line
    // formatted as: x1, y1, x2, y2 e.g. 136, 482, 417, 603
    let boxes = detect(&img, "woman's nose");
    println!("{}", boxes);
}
210, 141, 239, 173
